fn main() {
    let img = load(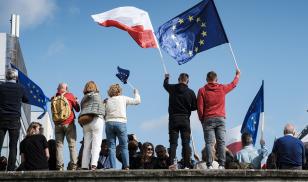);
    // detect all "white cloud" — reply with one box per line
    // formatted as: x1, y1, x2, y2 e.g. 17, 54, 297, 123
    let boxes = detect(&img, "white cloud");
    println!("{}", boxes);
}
0, 0, 57, 29
47, 40, 65, 56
